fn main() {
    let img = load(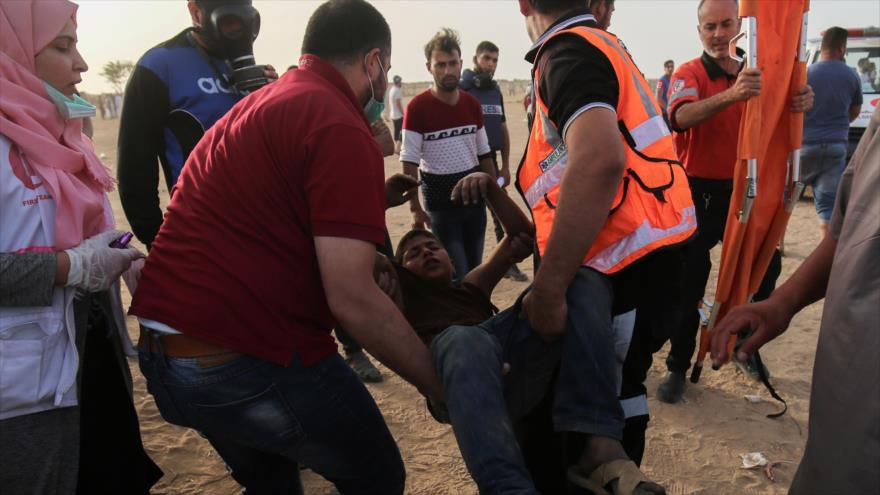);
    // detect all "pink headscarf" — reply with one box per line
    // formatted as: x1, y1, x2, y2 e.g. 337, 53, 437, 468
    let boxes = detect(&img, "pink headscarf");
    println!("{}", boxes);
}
0, 0, 113, 250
